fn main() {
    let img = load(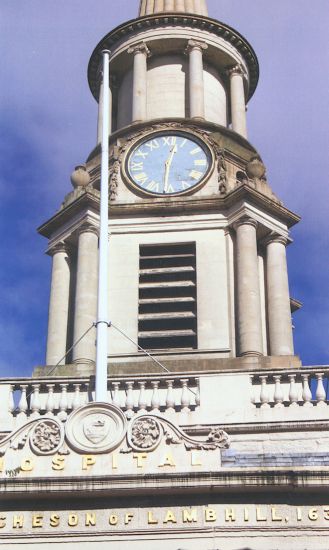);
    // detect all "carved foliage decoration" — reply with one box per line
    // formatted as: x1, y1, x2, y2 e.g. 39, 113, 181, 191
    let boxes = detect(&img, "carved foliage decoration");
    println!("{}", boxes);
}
0, 418, 65, 457
126, 414, 230, 453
